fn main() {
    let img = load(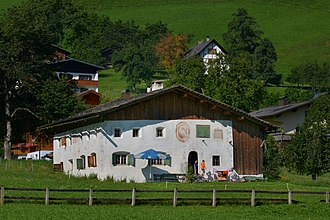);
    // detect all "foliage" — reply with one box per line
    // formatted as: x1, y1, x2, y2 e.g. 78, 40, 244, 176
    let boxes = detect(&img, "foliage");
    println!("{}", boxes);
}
223, 8, 280, 84
205, 55, 267, 112
36, 77, 86, 123
284, 87, 314, 103
0, 0, 65, 158
287, 61, 330, 91
155, 33, 188, 69
166, 57, 205, 93
284, 94, 330, 180
113, 42, 159, 90
263, 135, 281, 180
